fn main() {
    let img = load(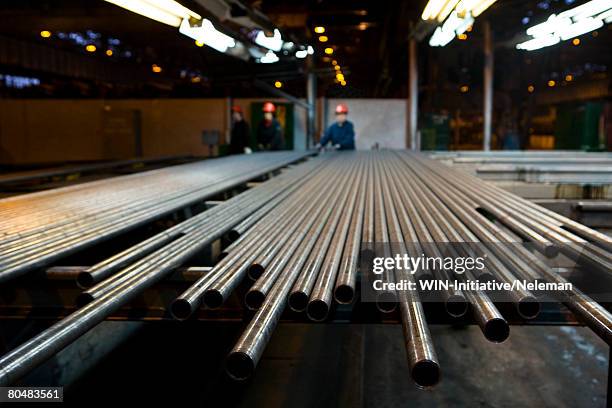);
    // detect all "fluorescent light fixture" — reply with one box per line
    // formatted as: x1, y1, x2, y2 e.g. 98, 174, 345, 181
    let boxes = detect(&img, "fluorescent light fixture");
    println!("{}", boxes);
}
255, 29, 283, 52
295, 49, 308, 58
455, 0, 497, 17
422, 0, 459, 21
516, 0, 611, 51
429, 11, 474, 46
179, 18, 236, 53
516, 34, 560, 50
425, 0, 491, 46
104, 0, 201, 27
558, 17, 603, 40
438, 0, 462, 22
259, 50, 279, 63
